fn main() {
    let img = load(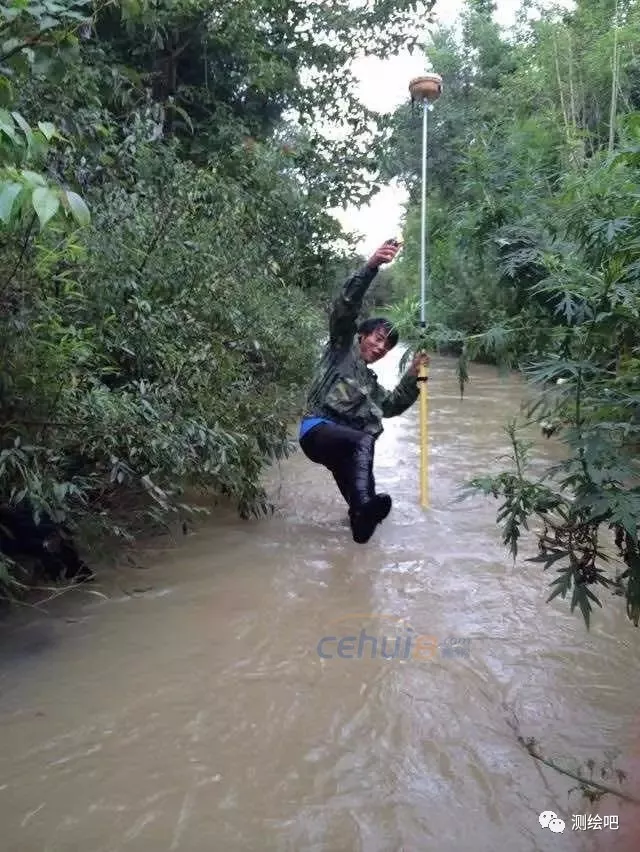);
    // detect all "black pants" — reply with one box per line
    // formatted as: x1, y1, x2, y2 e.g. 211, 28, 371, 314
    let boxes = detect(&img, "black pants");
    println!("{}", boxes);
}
299, 422, 377, 510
